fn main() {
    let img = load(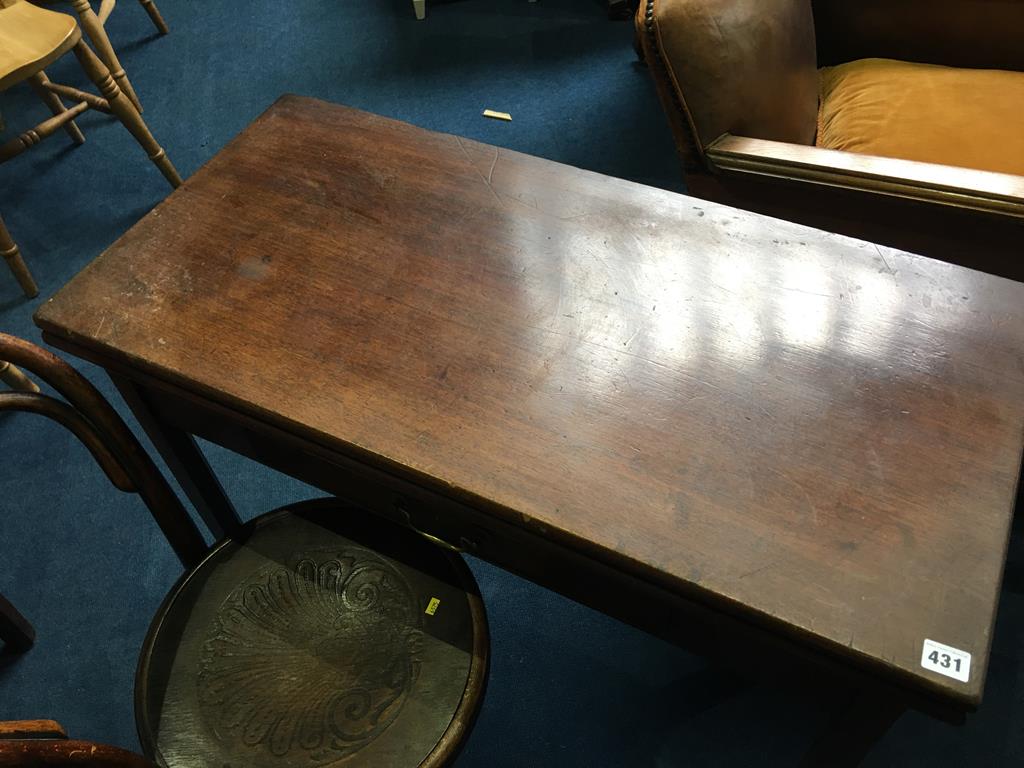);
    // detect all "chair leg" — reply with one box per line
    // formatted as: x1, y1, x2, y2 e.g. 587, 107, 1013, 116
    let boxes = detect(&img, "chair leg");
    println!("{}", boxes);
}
0, 215, 38, 299
0, 593, 35, 653
28, 72, 86, 146
138, 0, 169, 35
0, 361, 40, 393
71, 41, 182, 189
69, 0, 143, 113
